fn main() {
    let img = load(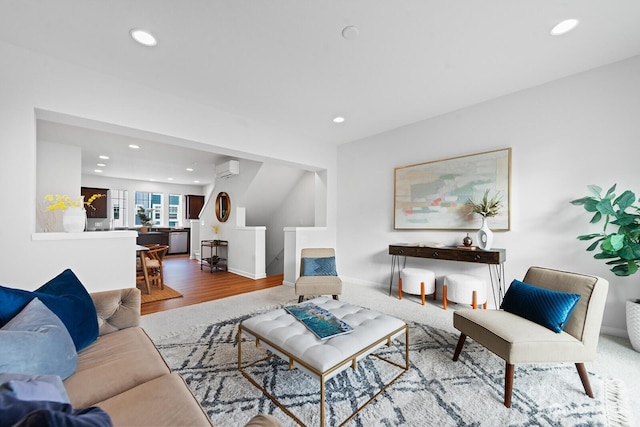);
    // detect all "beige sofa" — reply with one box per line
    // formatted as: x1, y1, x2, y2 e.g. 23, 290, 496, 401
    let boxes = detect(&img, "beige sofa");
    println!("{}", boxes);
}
62, 287, 281, 427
